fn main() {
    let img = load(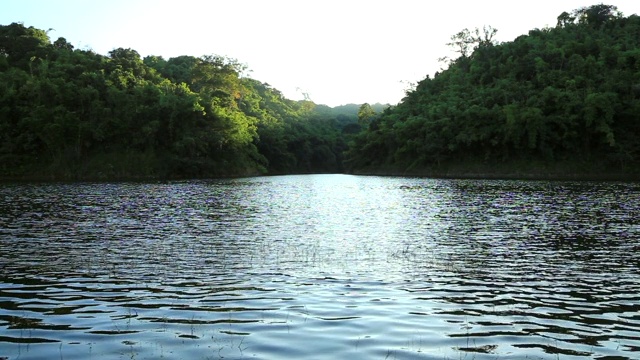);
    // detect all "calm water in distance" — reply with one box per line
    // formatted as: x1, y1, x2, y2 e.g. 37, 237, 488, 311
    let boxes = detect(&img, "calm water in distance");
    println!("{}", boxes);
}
0, 174, 639, 359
